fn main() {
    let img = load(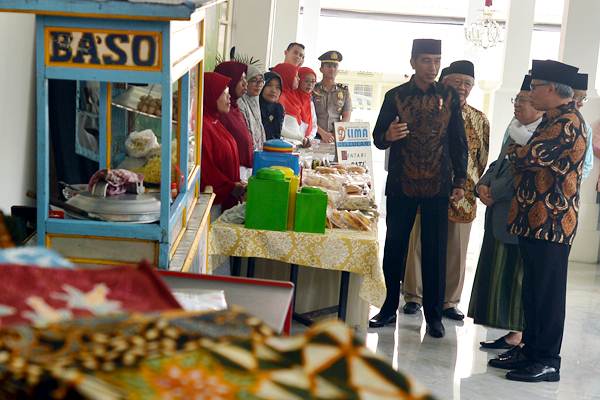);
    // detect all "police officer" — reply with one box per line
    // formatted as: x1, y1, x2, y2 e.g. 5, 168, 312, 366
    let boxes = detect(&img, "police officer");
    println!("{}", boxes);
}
313, 50, 352, 143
